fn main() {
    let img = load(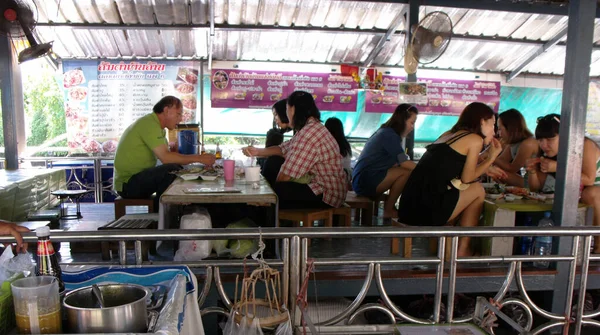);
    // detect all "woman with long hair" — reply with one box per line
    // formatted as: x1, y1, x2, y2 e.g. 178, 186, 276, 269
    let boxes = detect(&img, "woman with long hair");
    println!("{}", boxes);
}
493, 109, 538, 186
352, 104, 418, 219
526, 114, 600, 252
325, 117, 352, 170
243, 91, 347, 209
398, 102, 503, 256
